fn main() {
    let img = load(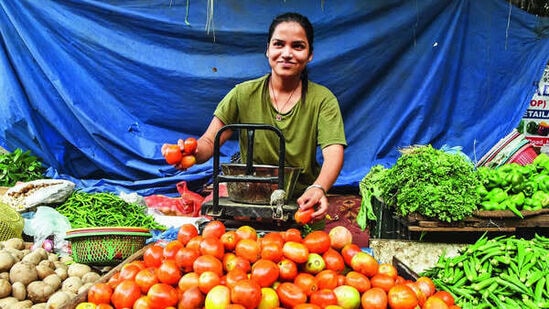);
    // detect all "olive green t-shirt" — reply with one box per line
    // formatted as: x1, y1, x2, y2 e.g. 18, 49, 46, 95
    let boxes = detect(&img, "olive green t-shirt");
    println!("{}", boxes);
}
214, 74, 347, 197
